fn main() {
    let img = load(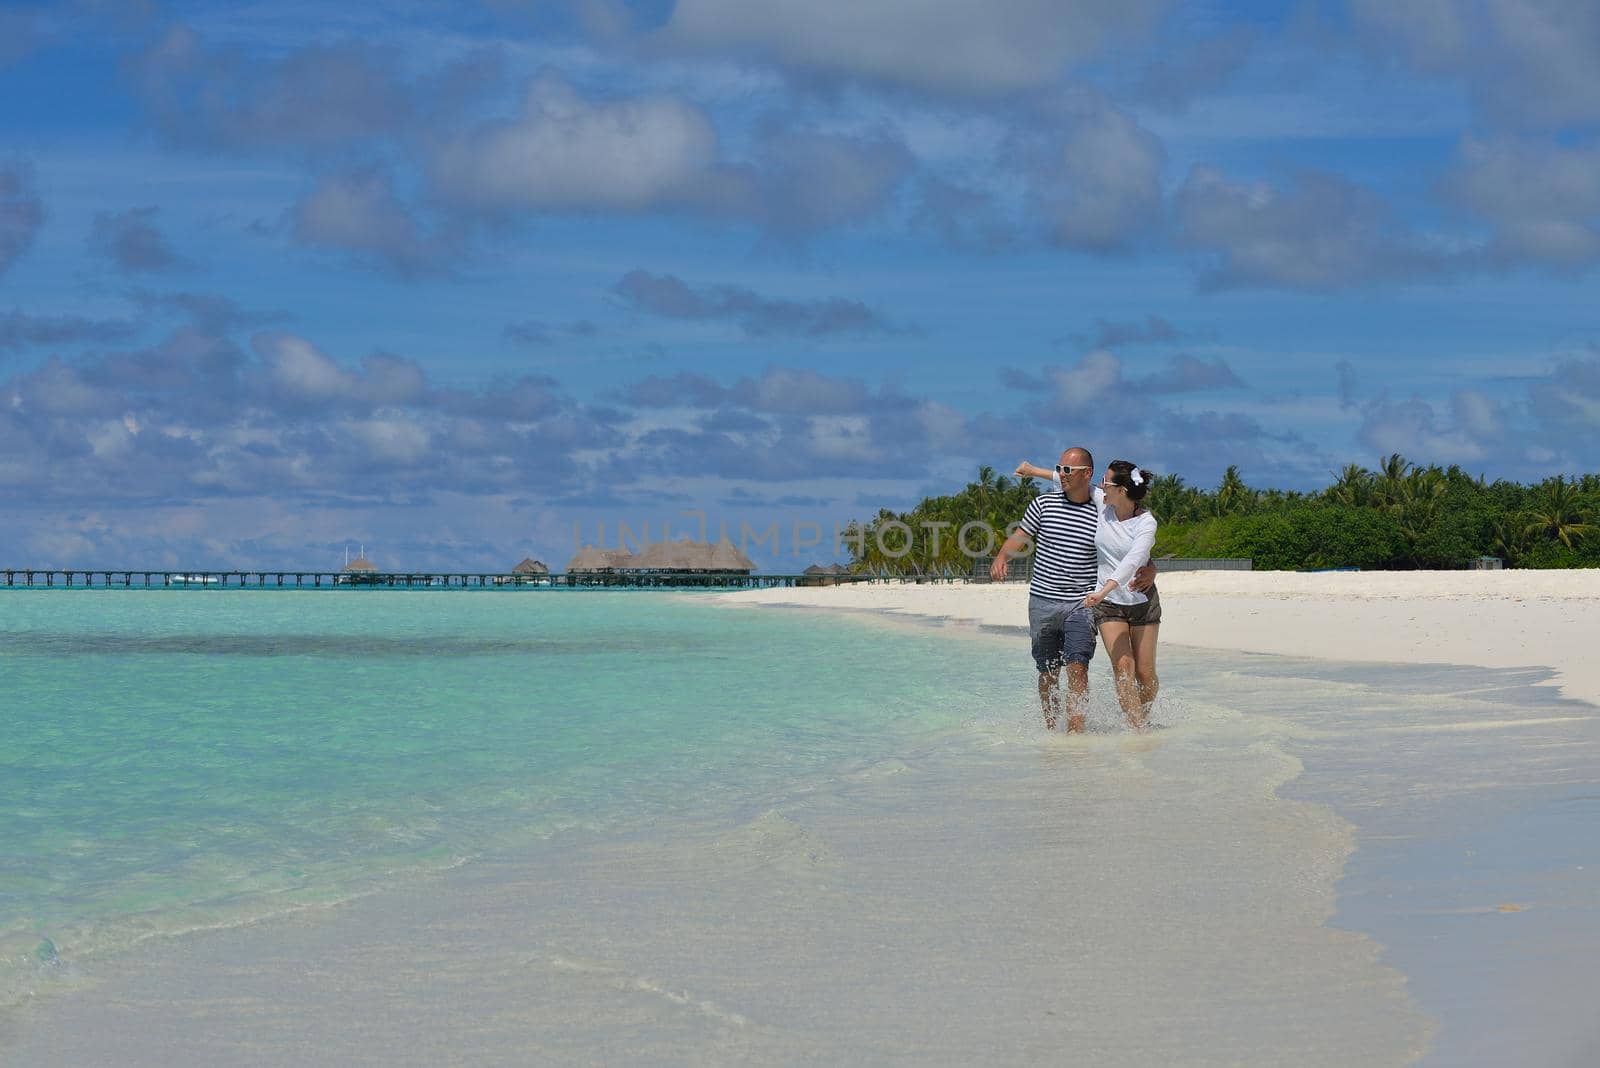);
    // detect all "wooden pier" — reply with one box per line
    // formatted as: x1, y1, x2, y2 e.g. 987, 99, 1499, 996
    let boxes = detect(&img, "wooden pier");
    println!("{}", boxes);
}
0, 569, 959, 590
